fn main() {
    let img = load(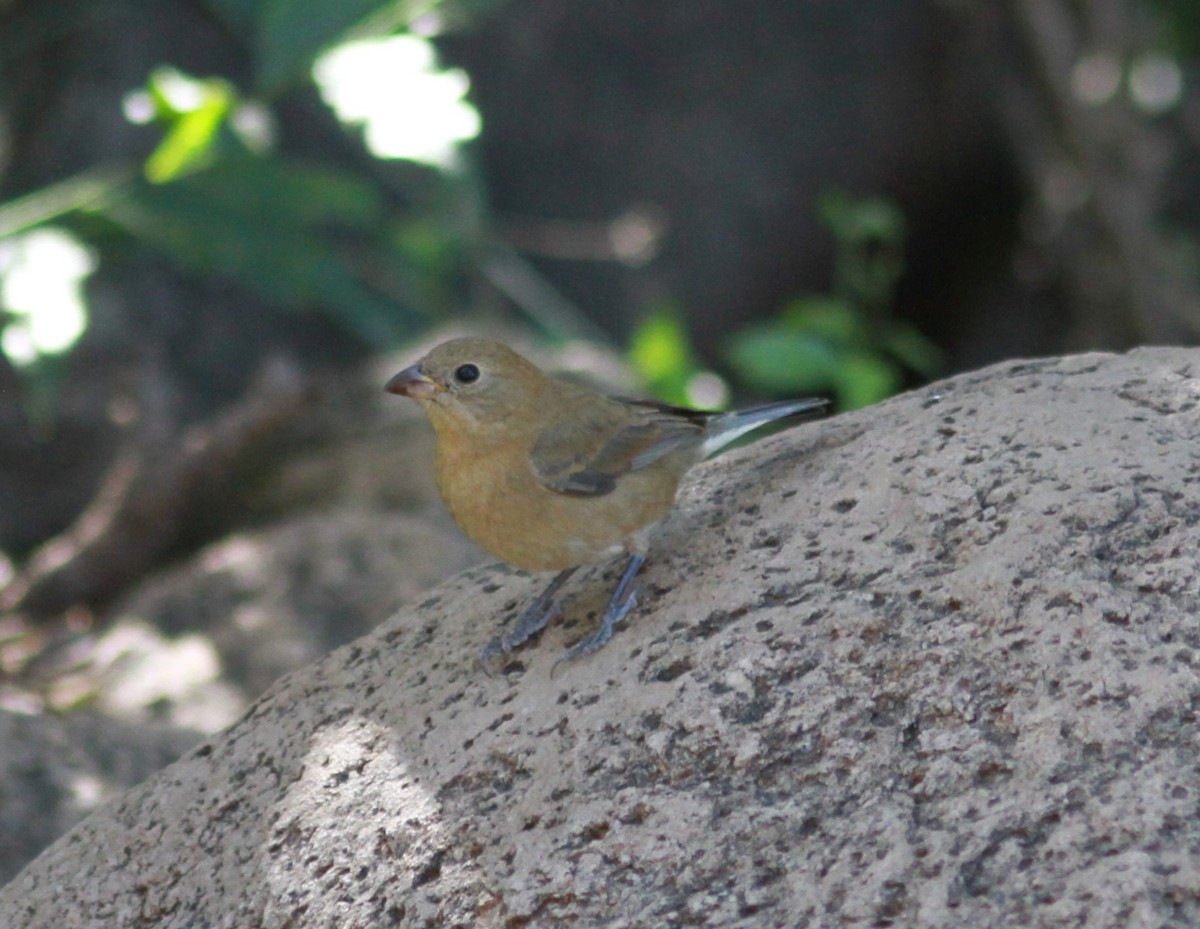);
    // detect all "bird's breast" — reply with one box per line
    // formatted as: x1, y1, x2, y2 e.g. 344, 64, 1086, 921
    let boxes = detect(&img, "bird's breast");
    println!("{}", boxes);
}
432, 433, 680, 572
